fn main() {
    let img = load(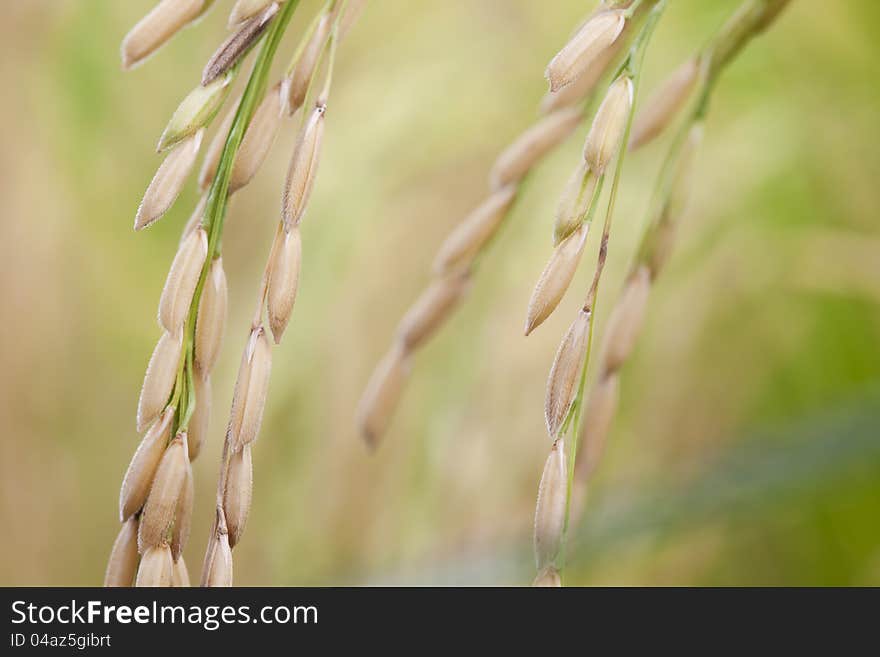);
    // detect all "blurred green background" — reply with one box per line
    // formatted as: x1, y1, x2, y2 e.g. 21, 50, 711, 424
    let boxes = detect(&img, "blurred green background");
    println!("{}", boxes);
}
1, 0, 878, 586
